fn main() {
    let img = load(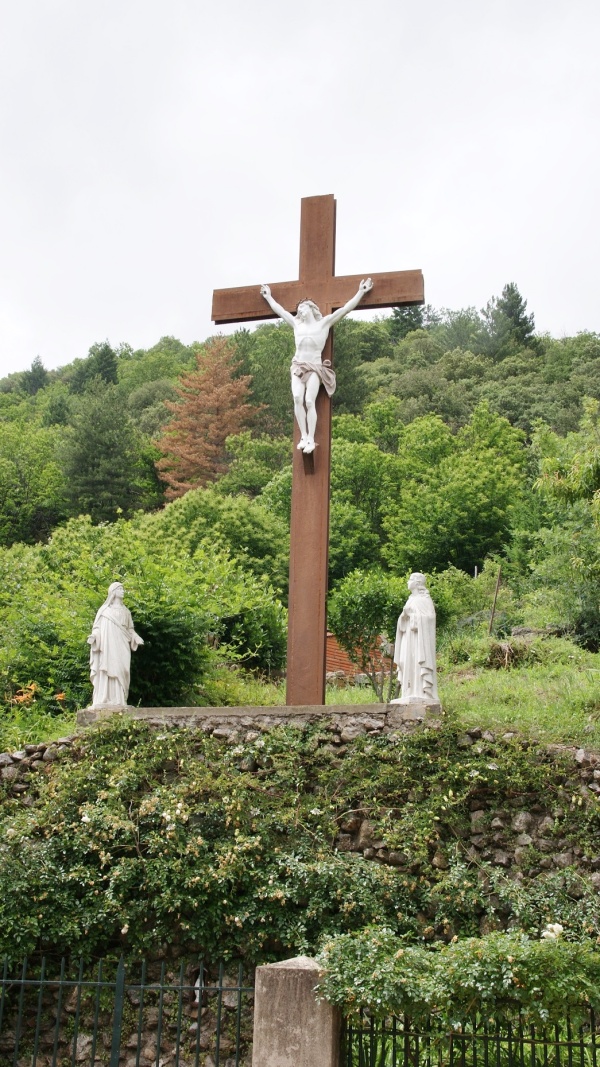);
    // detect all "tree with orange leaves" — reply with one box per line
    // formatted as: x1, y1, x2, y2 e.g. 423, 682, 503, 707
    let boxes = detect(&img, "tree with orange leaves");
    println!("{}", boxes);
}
155, 337, 258, 499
